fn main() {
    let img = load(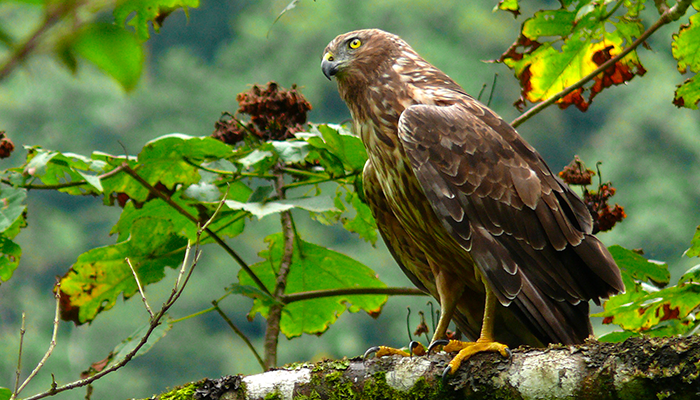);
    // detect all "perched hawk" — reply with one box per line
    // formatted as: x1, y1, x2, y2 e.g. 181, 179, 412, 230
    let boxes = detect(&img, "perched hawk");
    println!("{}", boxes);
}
321, 29, 624, 373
